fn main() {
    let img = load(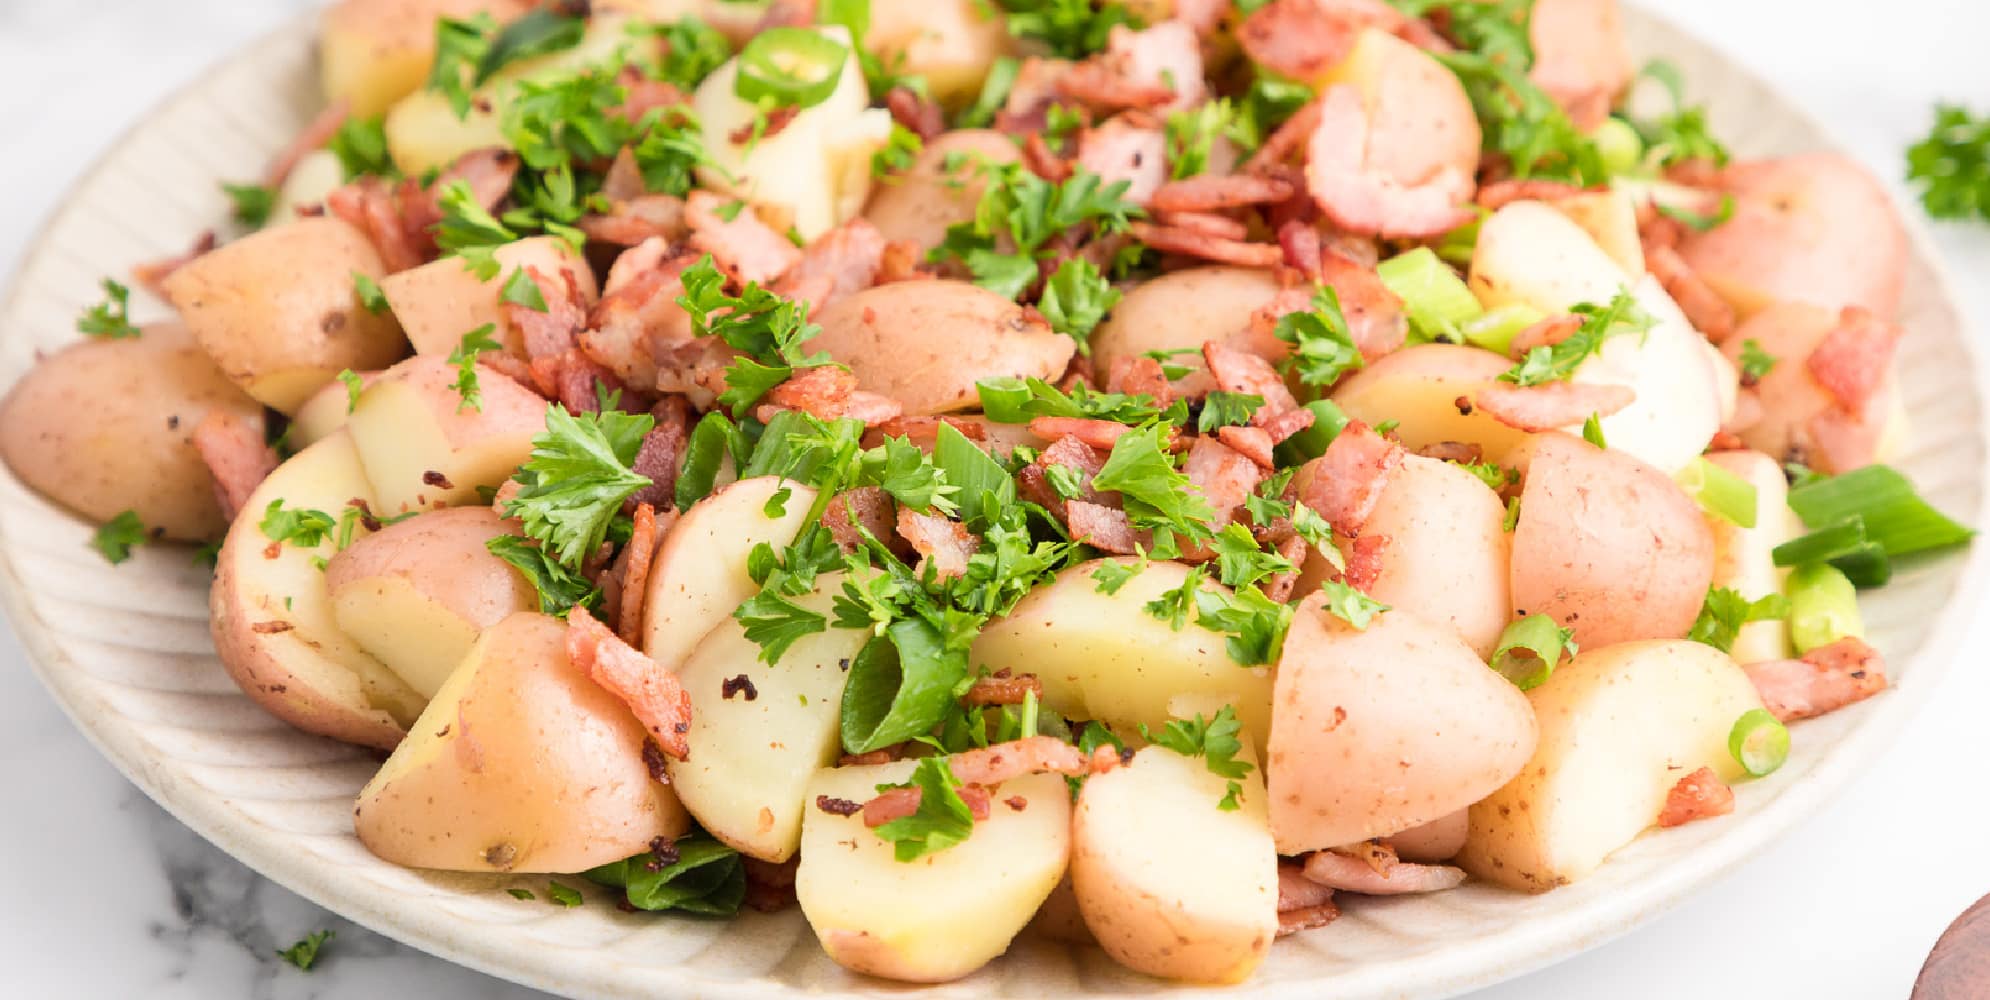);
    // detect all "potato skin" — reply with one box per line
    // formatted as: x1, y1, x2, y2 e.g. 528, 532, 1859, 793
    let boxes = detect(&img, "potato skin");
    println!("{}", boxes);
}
1330, 343, 1532, 464
380, 236, 598, 359
355, 612, 689, 873
1267, 596, 1537, 854
1720, 301, 1898, 473
810, 280, 1075, 414
863, 129, 1019, 253
162, 218, 407, 414
1089, 266, 1284, 375
1507, 432, 1714, 646
0, 322, 262, 540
